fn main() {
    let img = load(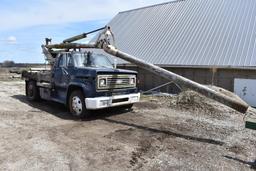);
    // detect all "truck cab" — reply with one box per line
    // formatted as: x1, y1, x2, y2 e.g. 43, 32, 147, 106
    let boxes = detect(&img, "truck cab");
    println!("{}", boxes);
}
23, 51, 140, 118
